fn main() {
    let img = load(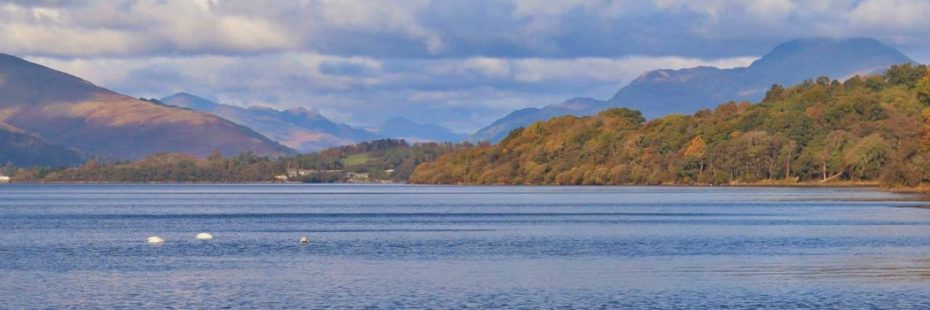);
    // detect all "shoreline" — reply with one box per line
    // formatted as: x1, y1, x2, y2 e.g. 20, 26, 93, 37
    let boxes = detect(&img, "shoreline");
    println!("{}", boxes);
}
3, 179, 926, 191
6, 180, 930, 202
